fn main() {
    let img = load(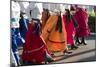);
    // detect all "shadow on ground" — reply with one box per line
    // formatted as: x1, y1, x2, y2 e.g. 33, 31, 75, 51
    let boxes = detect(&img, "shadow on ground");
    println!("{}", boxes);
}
53, 48, 96, 62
